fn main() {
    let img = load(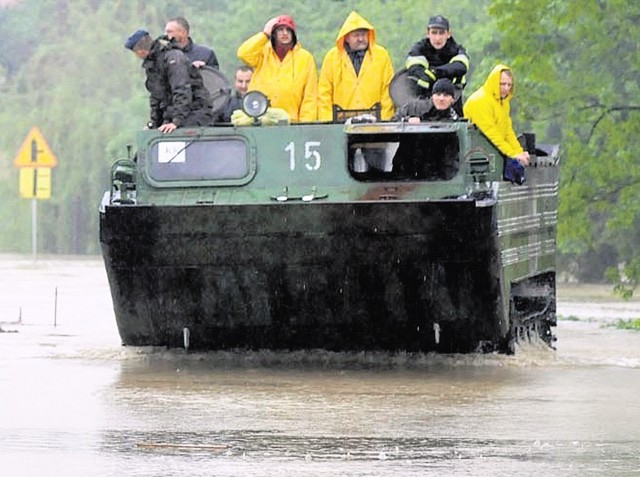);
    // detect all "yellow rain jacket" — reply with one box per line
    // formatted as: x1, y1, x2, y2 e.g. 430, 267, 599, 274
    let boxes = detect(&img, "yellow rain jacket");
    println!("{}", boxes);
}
318, 11, 394, 121
463, 64, 524, 157
237, 32, 318, 122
